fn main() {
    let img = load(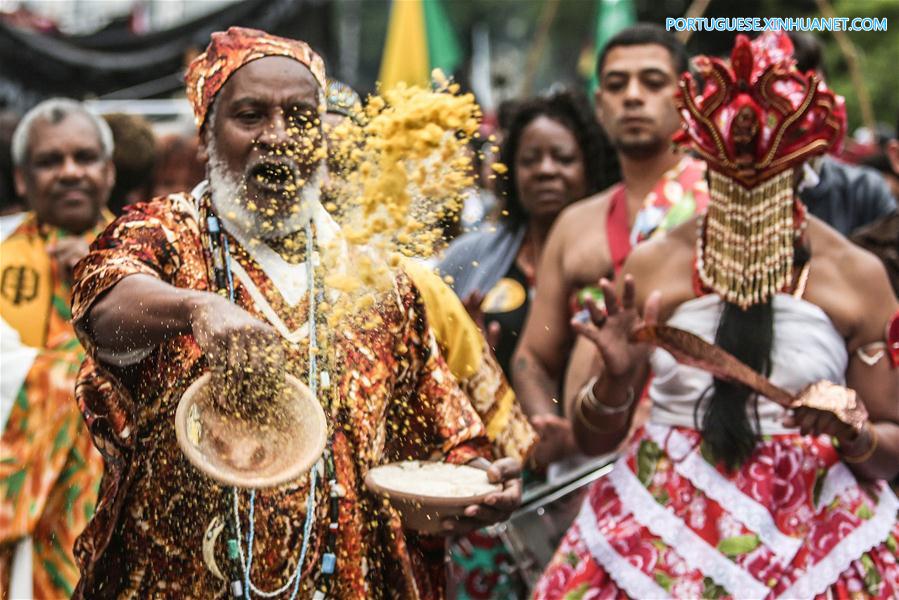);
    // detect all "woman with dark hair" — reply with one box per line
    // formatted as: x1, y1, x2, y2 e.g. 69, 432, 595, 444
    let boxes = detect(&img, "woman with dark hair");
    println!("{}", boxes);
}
536, 33, 899, 599
439, 90, 611, 378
